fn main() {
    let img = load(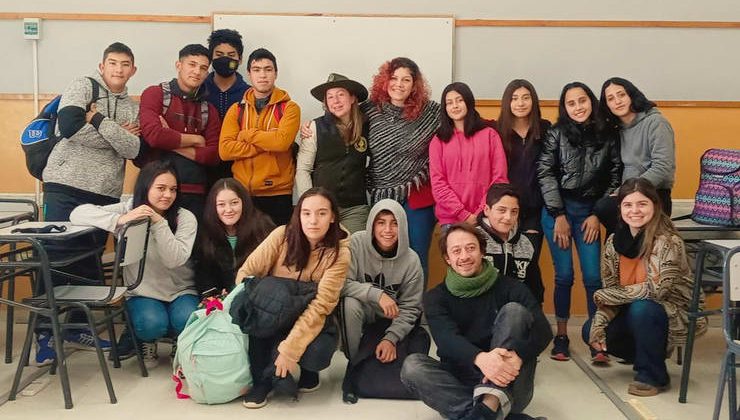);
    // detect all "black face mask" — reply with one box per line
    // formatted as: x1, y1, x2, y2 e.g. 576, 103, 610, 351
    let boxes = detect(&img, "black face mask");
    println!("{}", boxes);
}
212, 56, 239, 77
